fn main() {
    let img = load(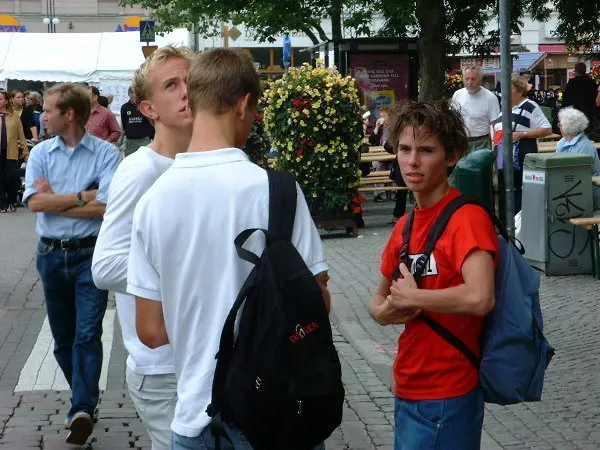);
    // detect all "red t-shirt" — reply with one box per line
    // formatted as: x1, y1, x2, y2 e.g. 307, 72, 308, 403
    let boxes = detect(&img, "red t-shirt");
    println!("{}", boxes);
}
380, 188, 498, 400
